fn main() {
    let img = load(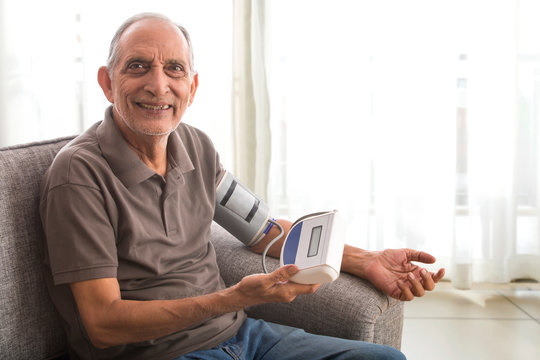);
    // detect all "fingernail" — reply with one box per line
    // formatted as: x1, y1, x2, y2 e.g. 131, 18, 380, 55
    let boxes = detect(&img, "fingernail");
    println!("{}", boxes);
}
421, 269, 427, 276
408, 272, 416, 280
